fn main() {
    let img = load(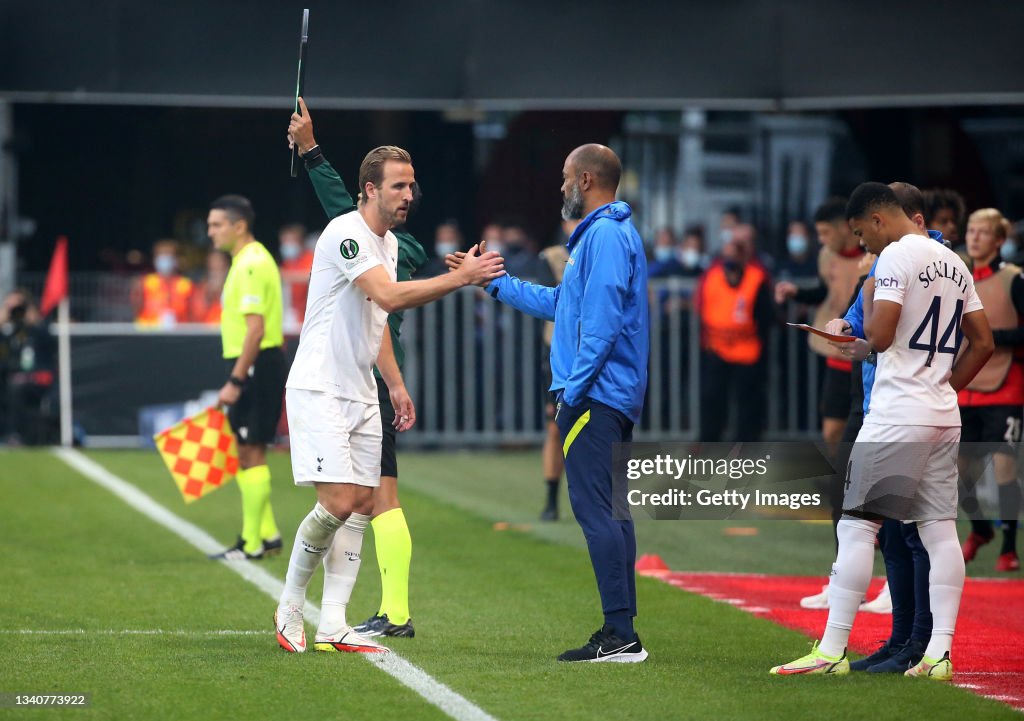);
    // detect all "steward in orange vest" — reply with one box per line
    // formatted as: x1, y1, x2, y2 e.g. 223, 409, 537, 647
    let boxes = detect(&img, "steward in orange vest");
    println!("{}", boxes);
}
696, 233, 775, 441
135, 240, 193, 326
